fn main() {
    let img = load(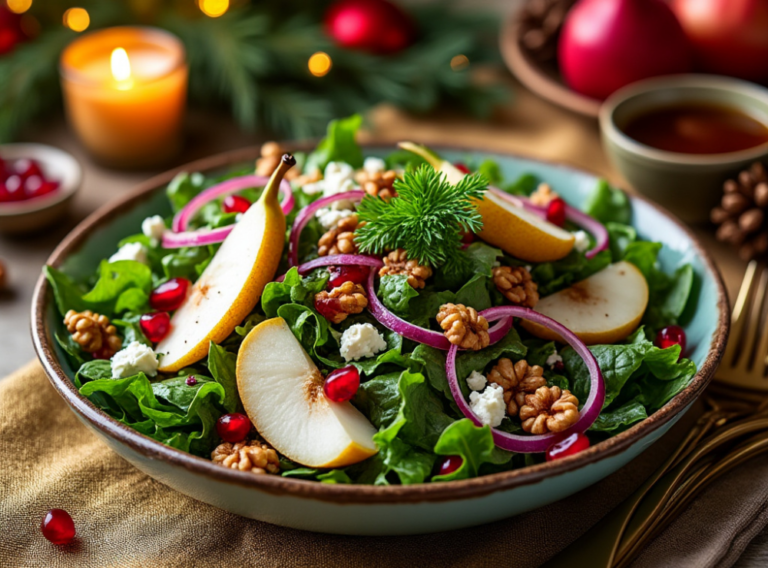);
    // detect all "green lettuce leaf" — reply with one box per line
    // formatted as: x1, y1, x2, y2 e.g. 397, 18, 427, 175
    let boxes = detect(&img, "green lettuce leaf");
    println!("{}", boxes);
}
305, 114, 364, 172
167, 171, 206, 213
432, 419, 513, 481
584, 179, 631, 224
207, 342, 240, 413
